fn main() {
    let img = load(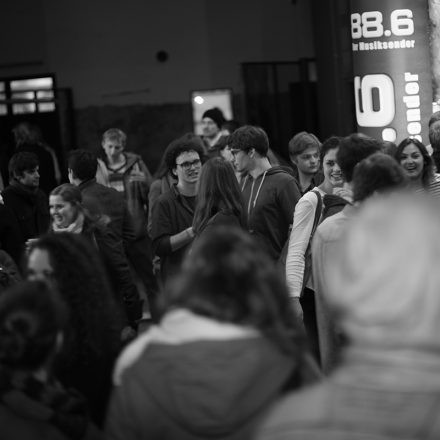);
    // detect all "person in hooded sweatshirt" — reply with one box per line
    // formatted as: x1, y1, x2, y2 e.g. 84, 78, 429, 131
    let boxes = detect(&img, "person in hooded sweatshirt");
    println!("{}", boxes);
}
228, 125, 301, 262
106, 226, 319, 440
